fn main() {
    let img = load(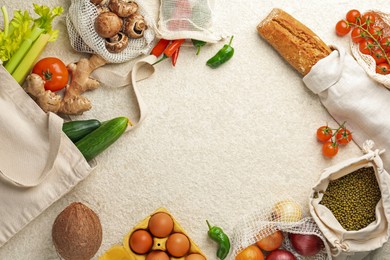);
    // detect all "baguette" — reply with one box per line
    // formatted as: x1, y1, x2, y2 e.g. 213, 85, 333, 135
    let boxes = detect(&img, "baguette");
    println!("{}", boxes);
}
257, 8, 332, 76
